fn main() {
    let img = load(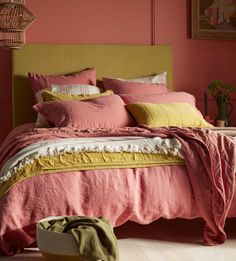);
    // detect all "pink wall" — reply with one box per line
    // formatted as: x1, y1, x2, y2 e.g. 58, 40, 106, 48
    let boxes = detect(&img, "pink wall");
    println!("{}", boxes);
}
156, 1, 236, 126
1, 0, 236, 144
